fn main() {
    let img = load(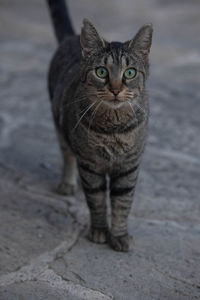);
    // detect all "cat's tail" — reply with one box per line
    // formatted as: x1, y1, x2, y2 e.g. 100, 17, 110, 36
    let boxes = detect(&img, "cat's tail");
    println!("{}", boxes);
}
46, 0, 75, 44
